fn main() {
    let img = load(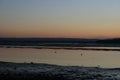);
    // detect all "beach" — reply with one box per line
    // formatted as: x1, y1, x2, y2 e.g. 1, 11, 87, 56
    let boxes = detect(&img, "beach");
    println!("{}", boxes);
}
0, 61, 120, 80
